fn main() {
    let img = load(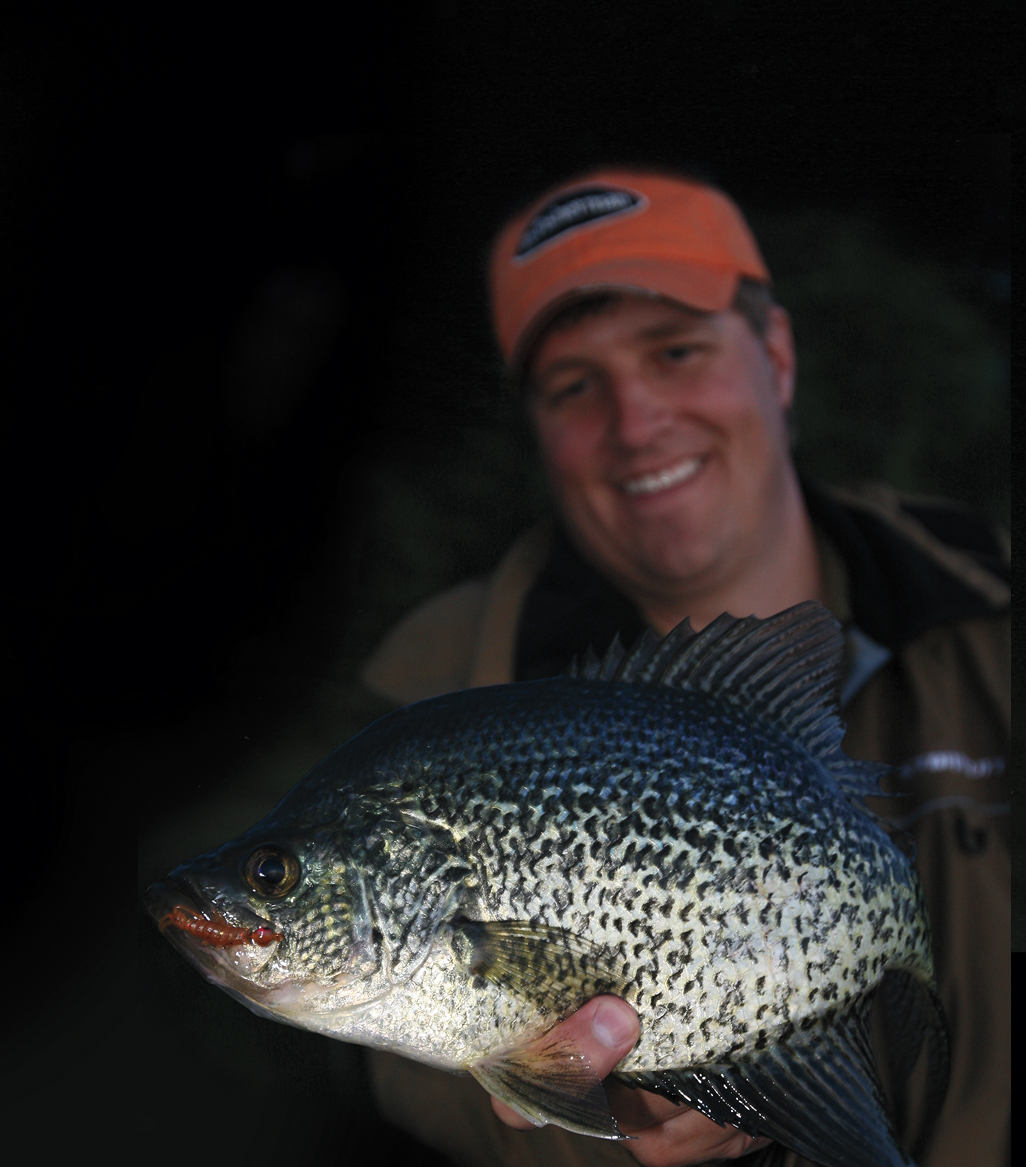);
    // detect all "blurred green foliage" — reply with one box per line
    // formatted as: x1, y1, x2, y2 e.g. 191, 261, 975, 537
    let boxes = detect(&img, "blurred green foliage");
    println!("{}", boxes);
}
751, 209, 1009, 529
